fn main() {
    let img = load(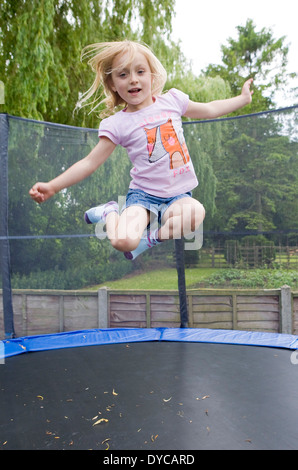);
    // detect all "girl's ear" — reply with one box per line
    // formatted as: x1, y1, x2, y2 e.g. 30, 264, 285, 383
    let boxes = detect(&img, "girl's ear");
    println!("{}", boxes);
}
107, 74, 116, 93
